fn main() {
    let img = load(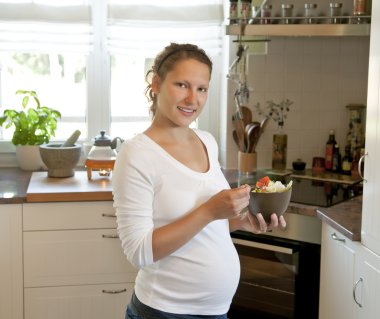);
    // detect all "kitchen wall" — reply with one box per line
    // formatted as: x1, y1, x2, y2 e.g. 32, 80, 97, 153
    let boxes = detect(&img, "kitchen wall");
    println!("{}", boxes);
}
221, 35, 370, 169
